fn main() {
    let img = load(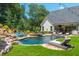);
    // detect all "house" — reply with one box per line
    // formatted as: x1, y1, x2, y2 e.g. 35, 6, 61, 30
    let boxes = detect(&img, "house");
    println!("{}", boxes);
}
41, 6, 79, 34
